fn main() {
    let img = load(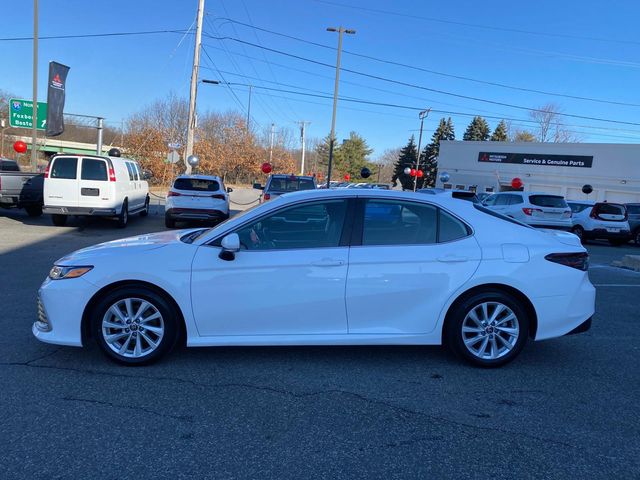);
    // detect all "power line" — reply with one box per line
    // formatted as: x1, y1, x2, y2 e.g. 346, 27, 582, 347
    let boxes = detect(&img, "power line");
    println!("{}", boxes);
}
200, 34, 640, 127
310, 0, 640, 47
0, 29, 188, 42
209, 17, 640, 108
